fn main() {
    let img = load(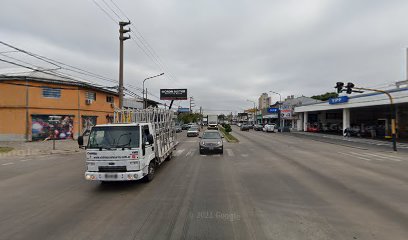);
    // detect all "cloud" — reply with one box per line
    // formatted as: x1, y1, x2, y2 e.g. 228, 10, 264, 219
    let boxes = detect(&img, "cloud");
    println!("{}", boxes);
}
1, 0, 407, 114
